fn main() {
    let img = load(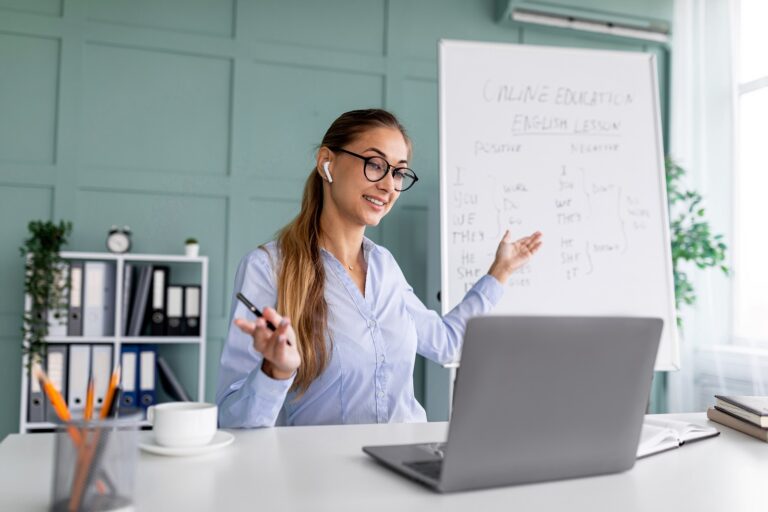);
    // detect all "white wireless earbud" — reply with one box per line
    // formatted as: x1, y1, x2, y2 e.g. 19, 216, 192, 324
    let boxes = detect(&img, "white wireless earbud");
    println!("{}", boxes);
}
323, 162, 333, 183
